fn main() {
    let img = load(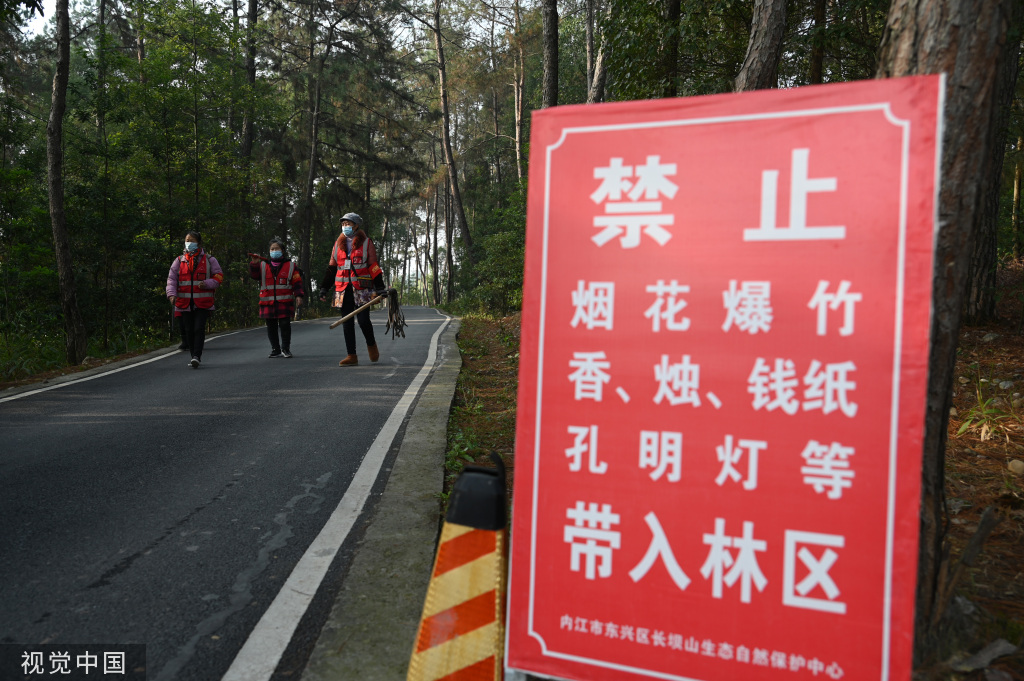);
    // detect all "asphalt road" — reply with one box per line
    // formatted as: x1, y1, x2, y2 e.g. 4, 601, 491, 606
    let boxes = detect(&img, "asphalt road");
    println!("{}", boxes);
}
0, 306, 451, 681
